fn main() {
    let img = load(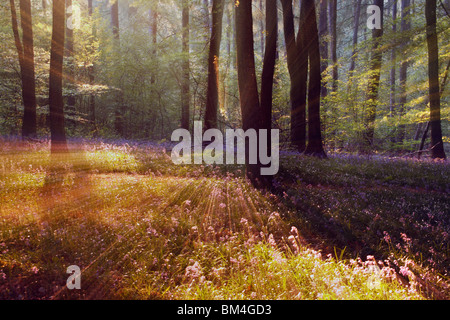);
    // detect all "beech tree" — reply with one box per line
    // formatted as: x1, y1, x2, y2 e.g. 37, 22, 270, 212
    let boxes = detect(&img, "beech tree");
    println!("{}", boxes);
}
363, 0, 384, 151
397, 0, 411, 142
303, 0, 326, 158
281, 0, 307, 152
235, 0, 277, 188
204, 0, 224, 131
9, 0, 37, 138
425, 0, 446, 159
181, 0, 190, 130
49, 0, 68, 153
